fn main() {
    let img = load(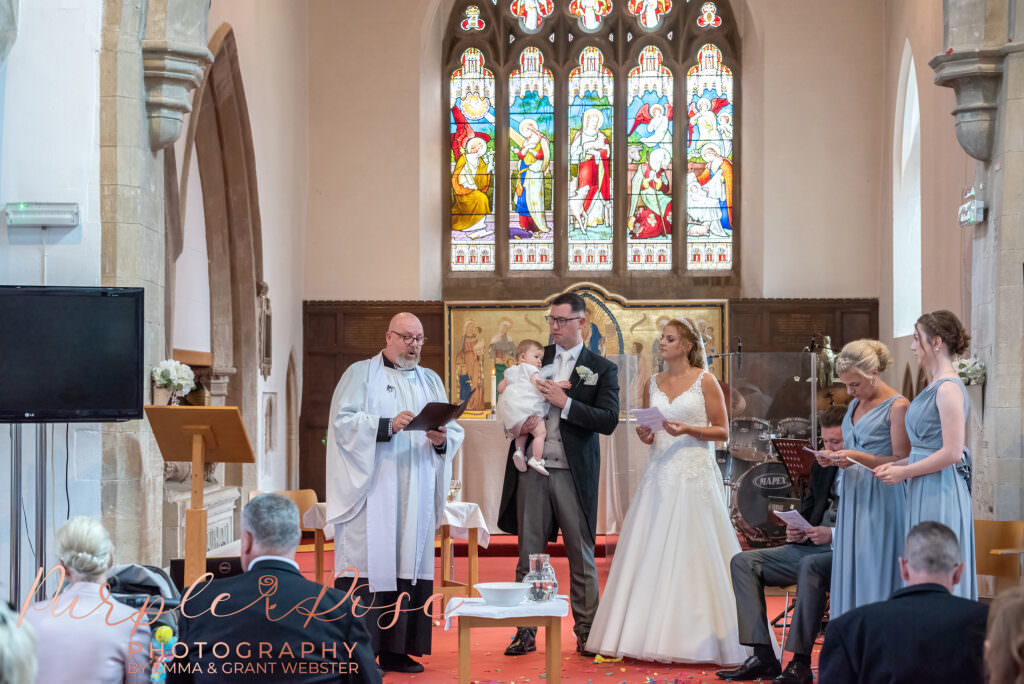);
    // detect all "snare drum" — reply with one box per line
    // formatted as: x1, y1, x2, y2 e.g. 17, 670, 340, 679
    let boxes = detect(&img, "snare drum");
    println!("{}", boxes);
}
730, 462, 793, 546
729, 417, 773, 462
